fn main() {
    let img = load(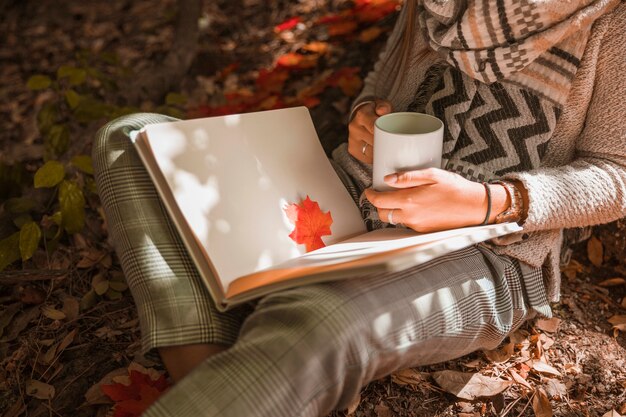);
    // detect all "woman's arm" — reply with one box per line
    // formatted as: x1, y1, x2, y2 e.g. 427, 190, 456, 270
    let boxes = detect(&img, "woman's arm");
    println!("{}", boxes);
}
502, 6, 626, 233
